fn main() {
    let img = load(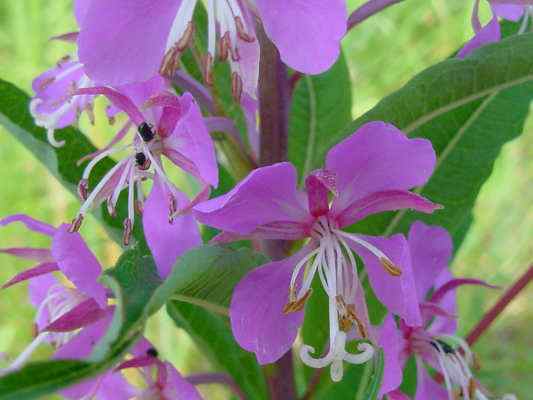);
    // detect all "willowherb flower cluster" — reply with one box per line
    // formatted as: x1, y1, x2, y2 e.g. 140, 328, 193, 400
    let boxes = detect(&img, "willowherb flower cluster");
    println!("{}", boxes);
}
0, 0, 527, 399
